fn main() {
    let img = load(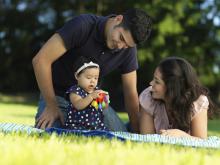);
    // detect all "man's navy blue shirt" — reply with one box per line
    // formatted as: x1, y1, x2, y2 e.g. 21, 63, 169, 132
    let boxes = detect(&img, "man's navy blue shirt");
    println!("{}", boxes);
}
52, 14, 138, 97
